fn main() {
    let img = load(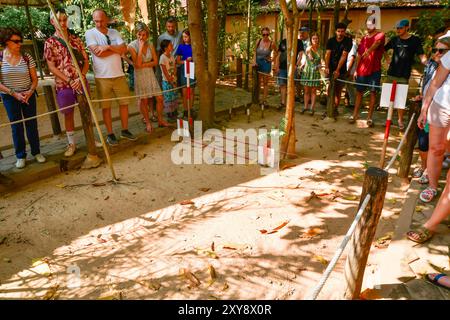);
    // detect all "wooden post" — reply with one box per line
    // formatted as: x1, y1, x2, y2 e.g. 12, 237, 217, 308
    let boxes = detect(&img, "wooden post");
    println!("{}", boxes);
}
42, 85, 62, 136
236, 57, 243, 88
77, 94, 102, 169
326, 78, 335, 119
244, 0, 251, 91
398, 101, 421, 179
252, 65, 260, 105
343, 167, 388, 300
24, 1, 44, 80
